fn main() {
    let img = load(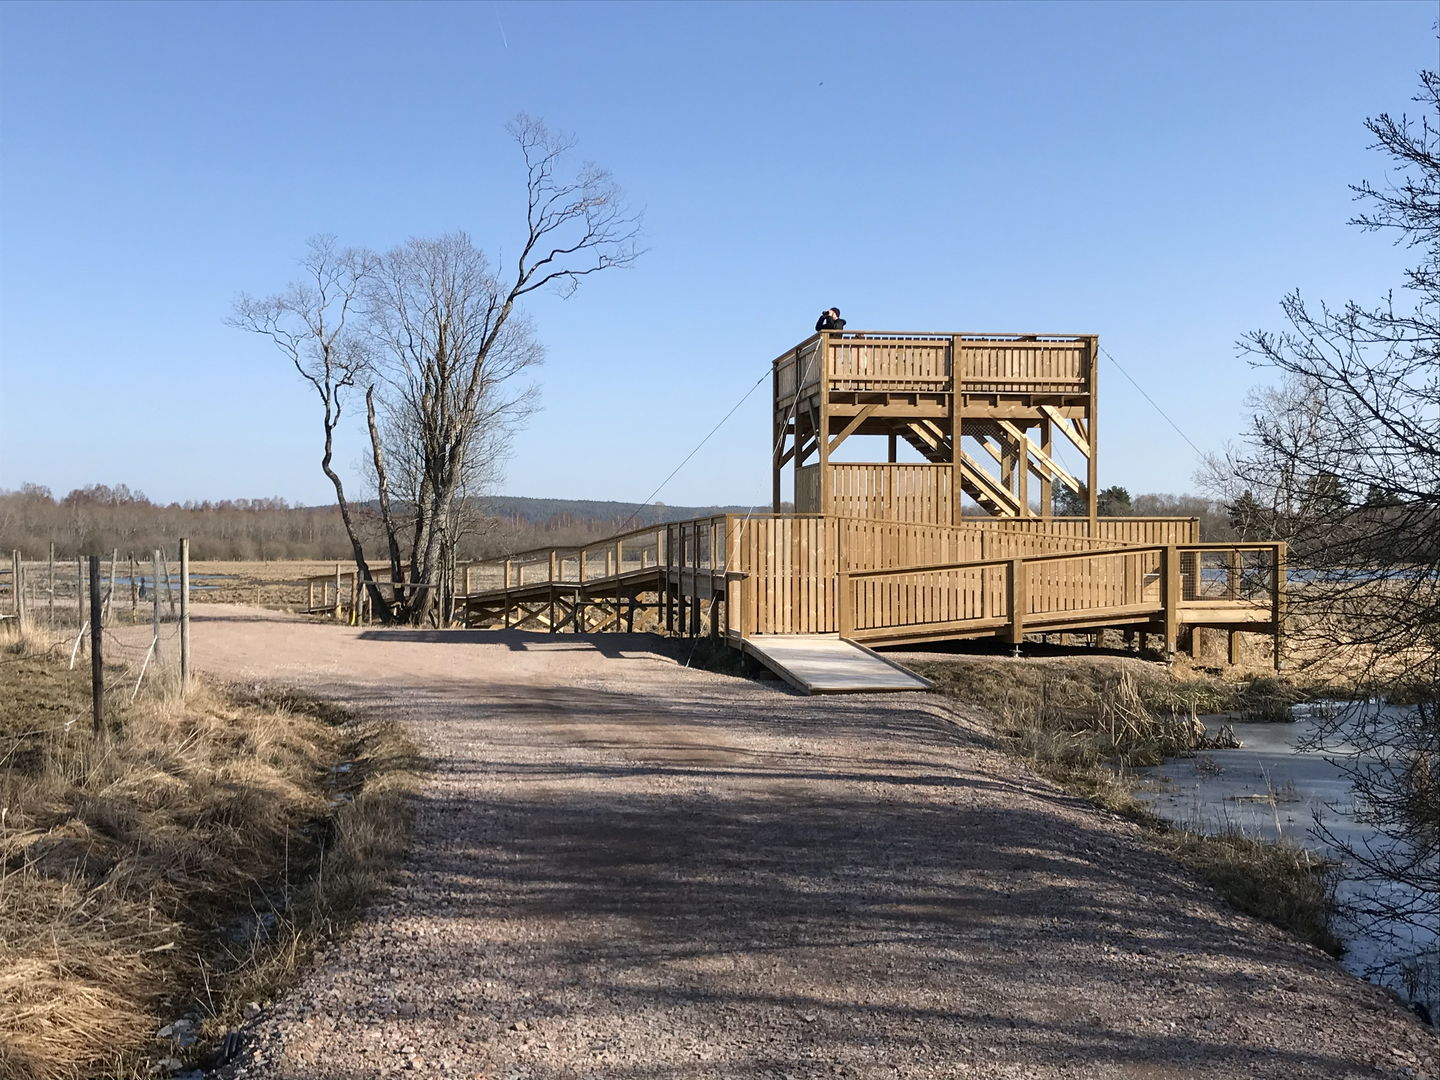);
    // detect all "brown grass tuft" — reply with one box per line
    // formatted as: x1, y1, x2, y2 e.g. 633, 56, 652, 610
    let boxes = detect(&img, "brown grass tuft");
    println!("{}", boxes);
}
0, 627, 420, 1079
